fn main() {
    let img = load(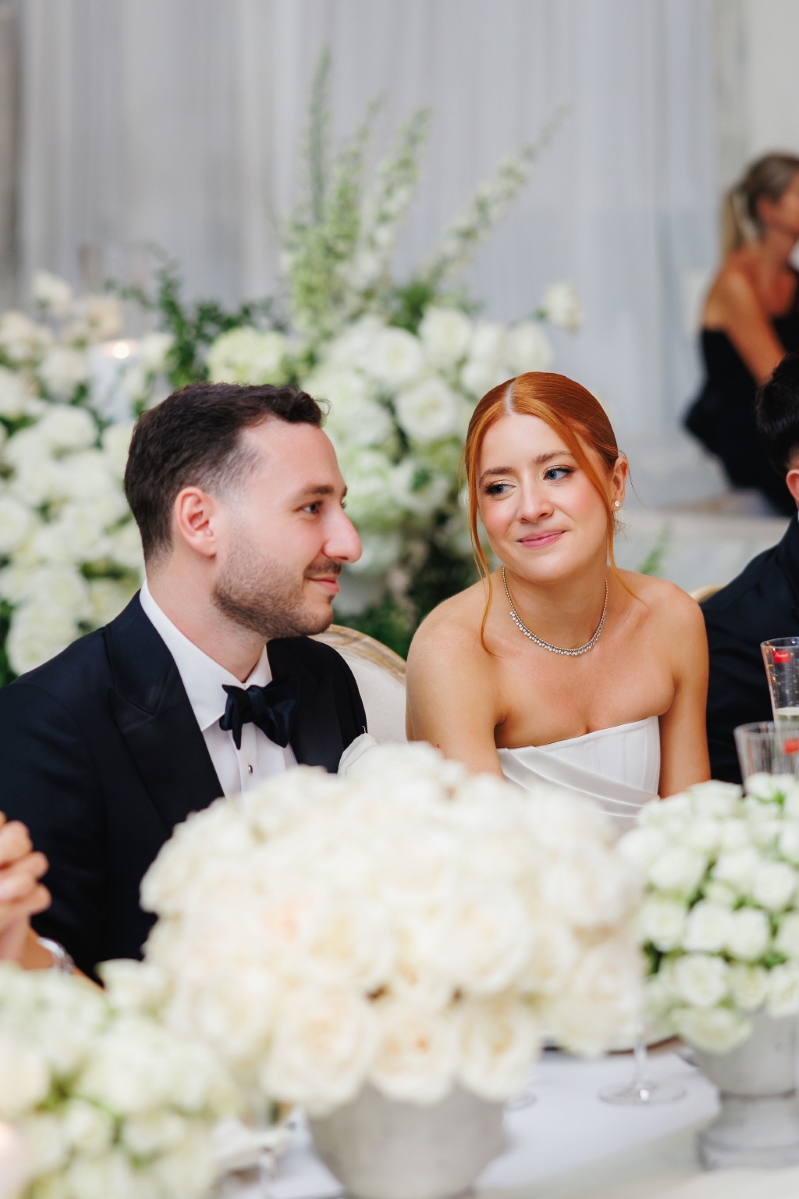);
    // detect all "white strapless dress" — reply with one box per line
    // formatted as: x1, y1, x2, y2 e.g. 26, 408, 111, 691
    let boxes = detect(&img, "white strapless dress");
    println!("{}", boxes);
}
497, 716, 660, 832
